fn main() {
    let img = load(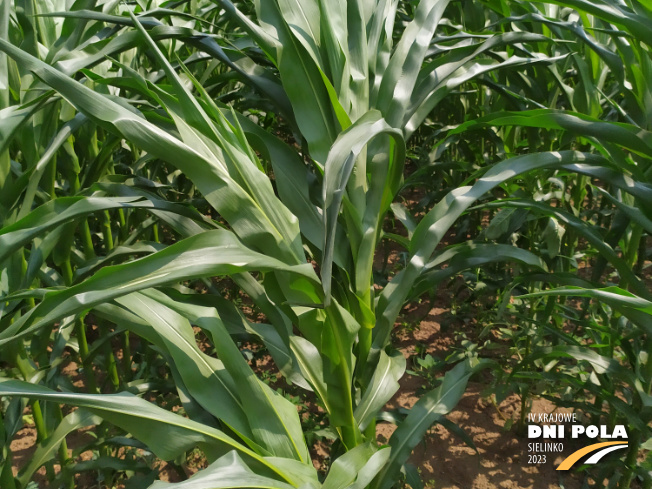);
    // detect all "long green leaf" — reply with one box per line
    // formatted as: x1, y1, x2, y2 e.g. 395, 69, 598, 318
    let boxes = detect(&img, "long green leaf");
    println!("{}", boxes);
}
321, 110, 404, 304
371, 360, 480, 489
149, 452, 297, 489
375, 150, 608, 352
113, 292, 255, 443
353, 350, 405, 431
129, 289, 312, 463
445, 109, 652, 159
18, 409, 101, 486
0, 379, 296, 484
0, 229, 319, 347
0, 38, 300, 264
